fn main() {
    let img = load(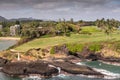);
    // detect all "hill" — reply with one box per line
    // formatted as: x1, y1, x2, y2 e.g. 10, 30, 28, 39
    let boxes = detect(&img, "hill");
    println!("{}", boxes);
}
15, 26, 120, 51
0, 16, 7, 22
10, 17, 38, 21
